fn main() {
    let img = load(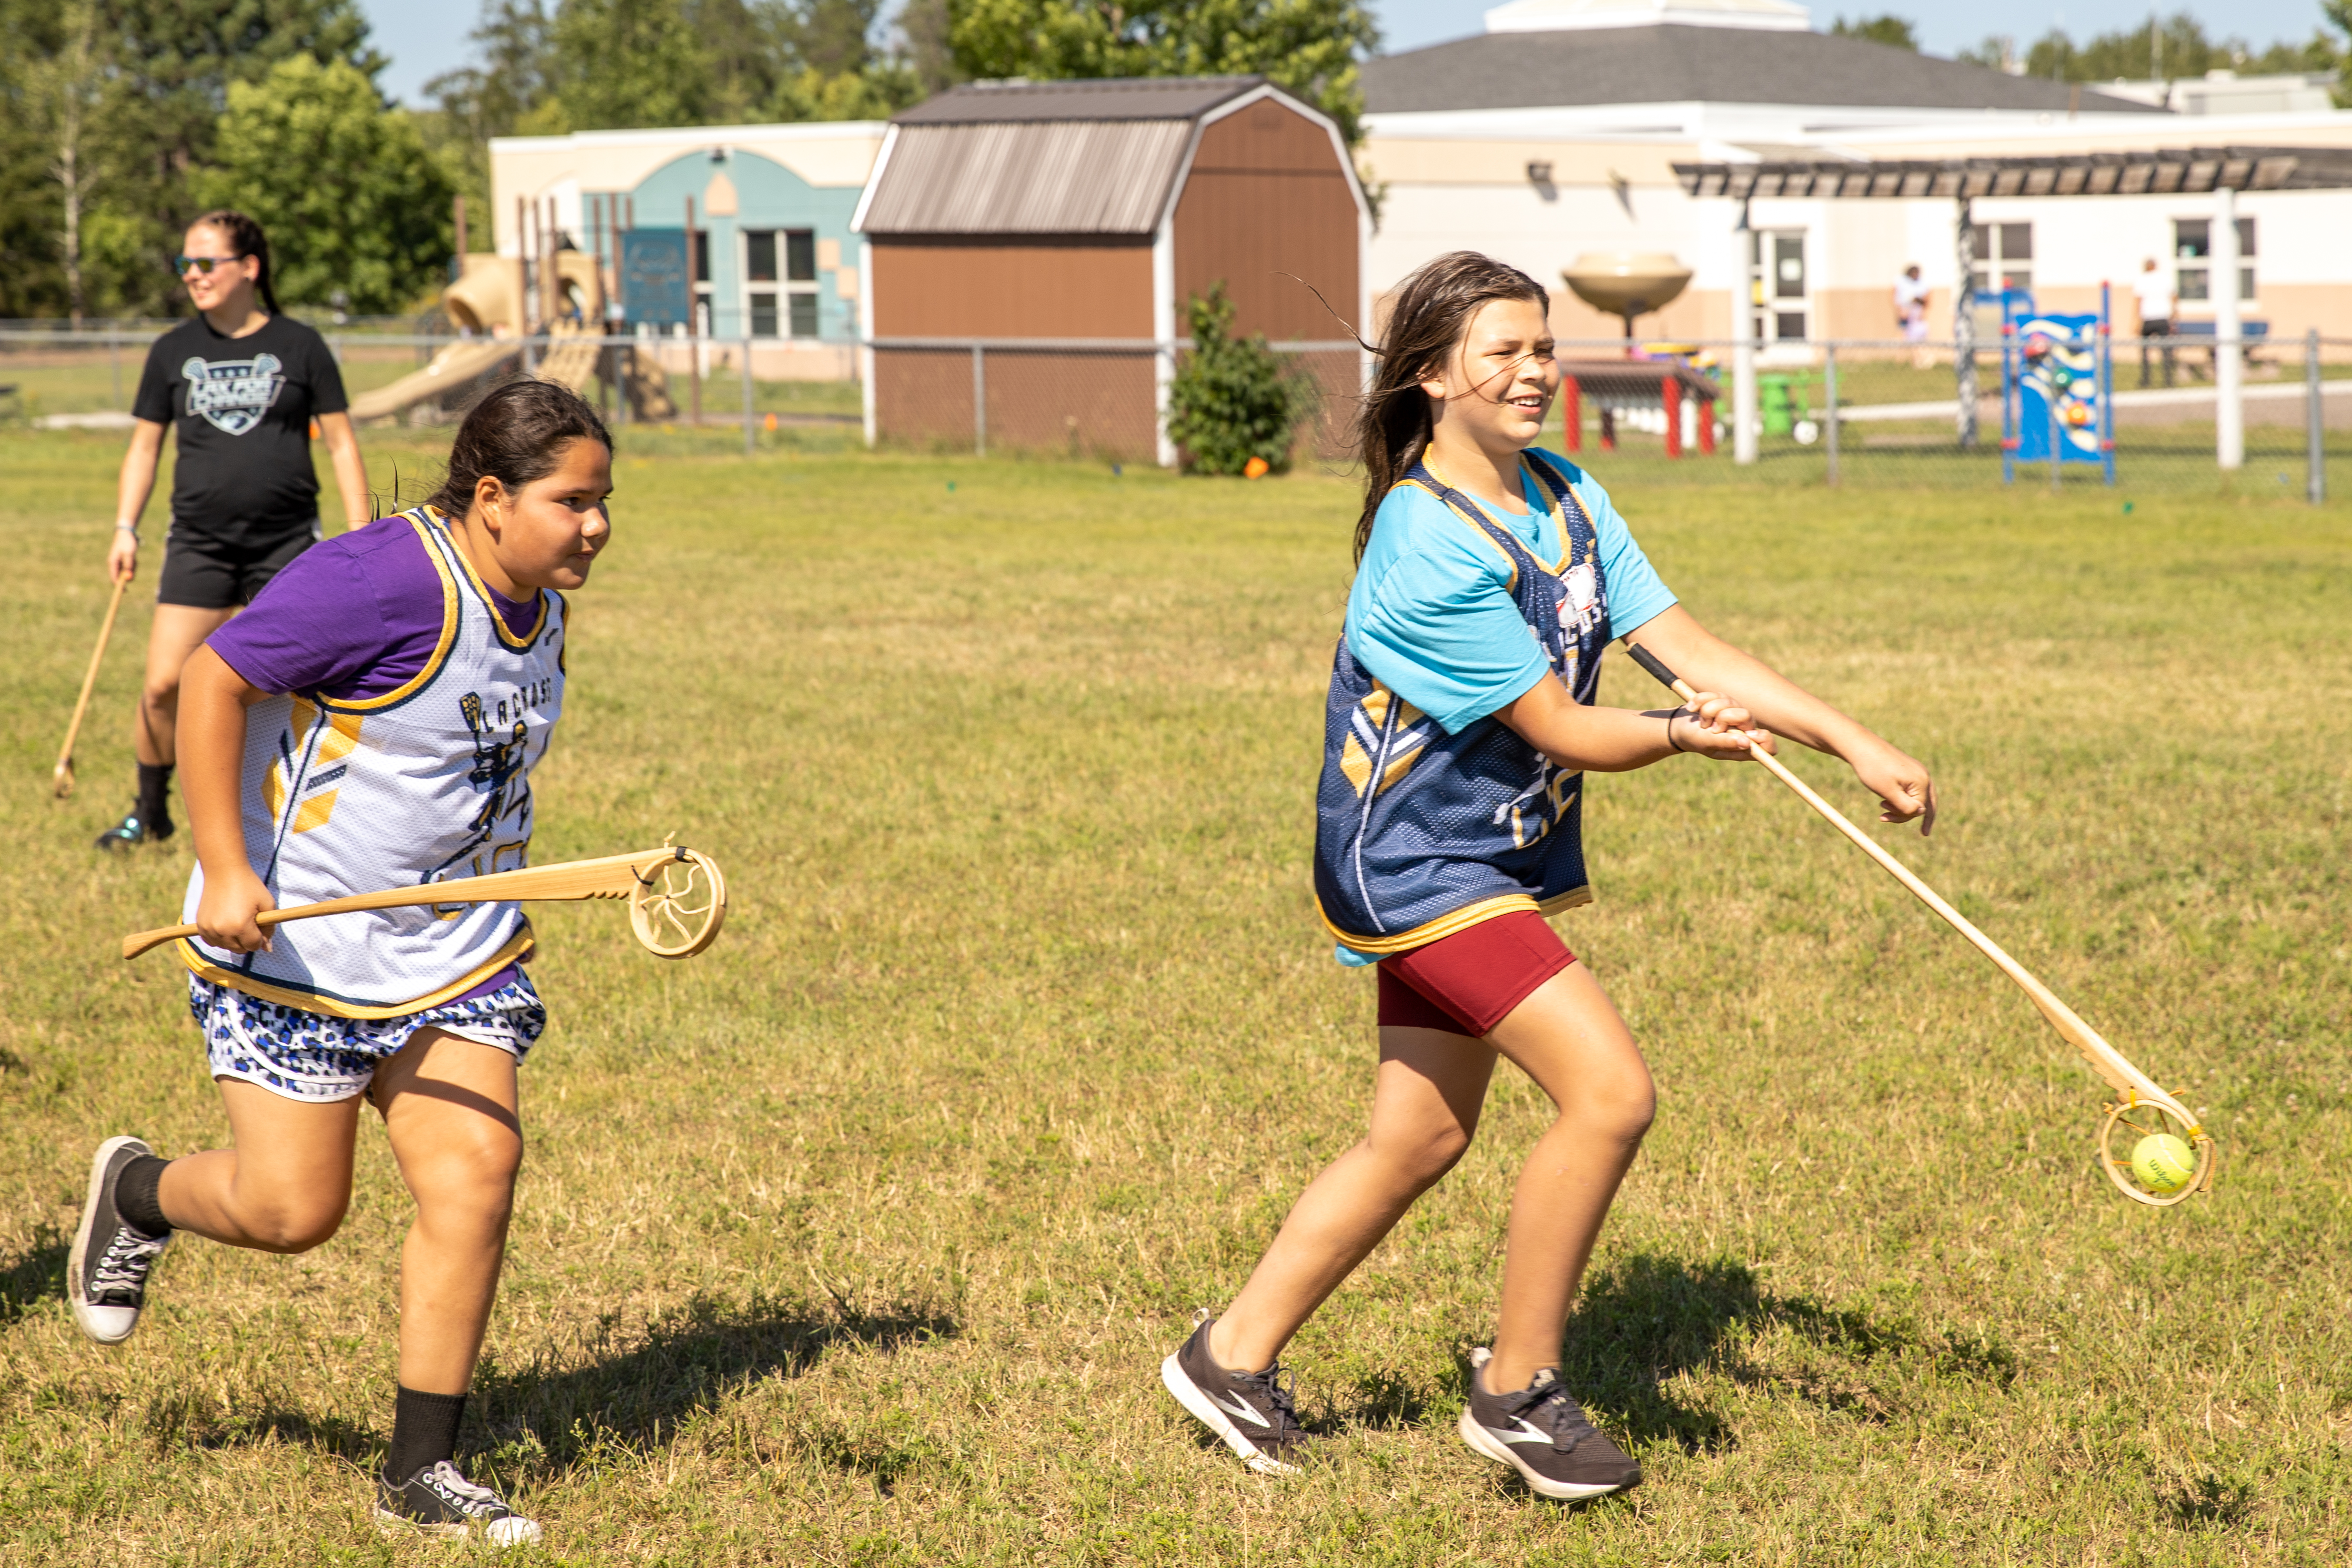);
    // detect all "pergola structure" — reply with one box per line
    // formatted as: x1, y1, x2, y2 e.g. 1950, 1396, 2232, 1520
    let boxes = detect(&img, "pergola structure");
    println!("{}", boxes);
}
1670, 146, 2352, 468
